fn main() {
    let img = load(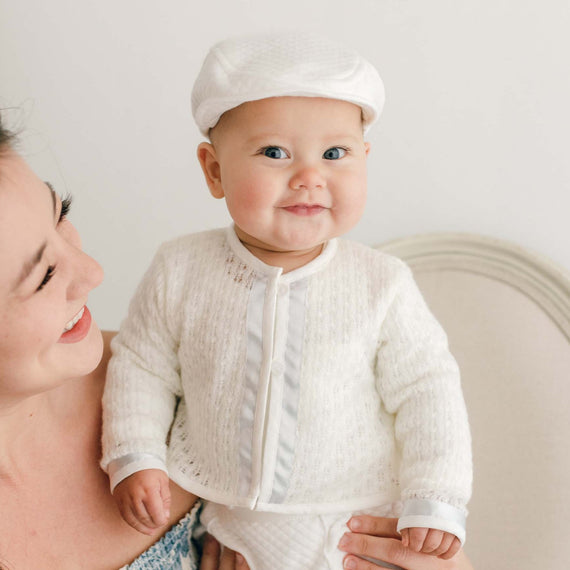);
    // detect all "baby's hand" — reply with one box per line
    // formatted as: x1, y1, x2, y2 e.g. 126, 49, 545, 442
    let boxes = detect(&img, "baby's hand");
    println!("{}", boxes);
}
113, 468, 171, 535
400, 527, 461, 559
